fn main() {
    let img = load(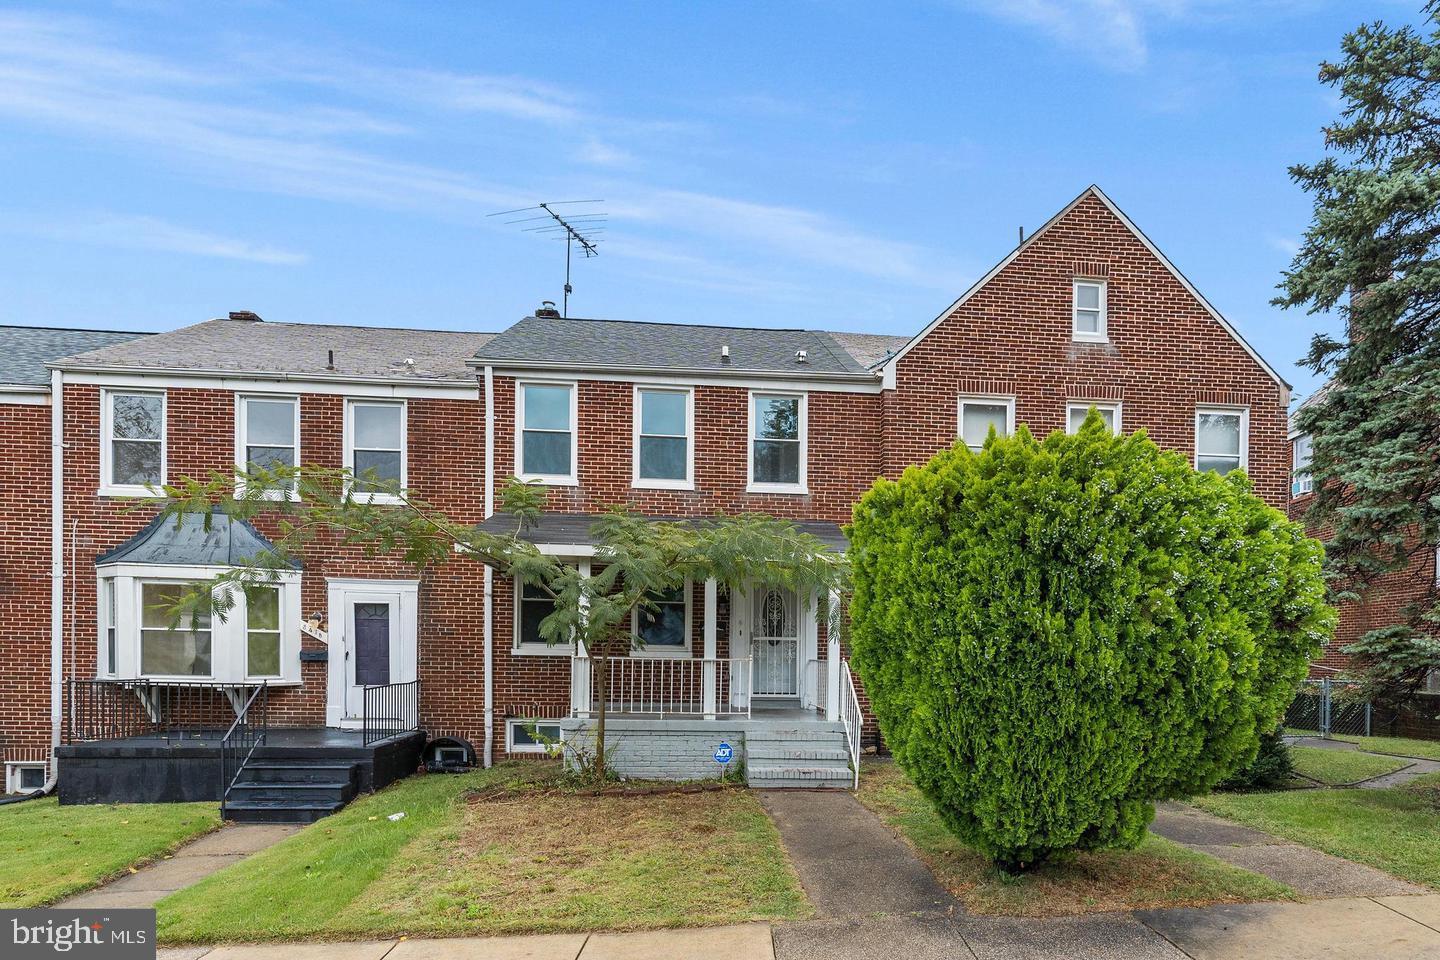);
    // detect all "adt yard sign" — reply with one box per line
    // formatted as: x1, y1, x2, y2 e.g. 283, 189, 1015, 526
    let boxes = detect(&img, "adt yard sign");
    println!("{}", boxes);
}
713, 742, 733, 766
